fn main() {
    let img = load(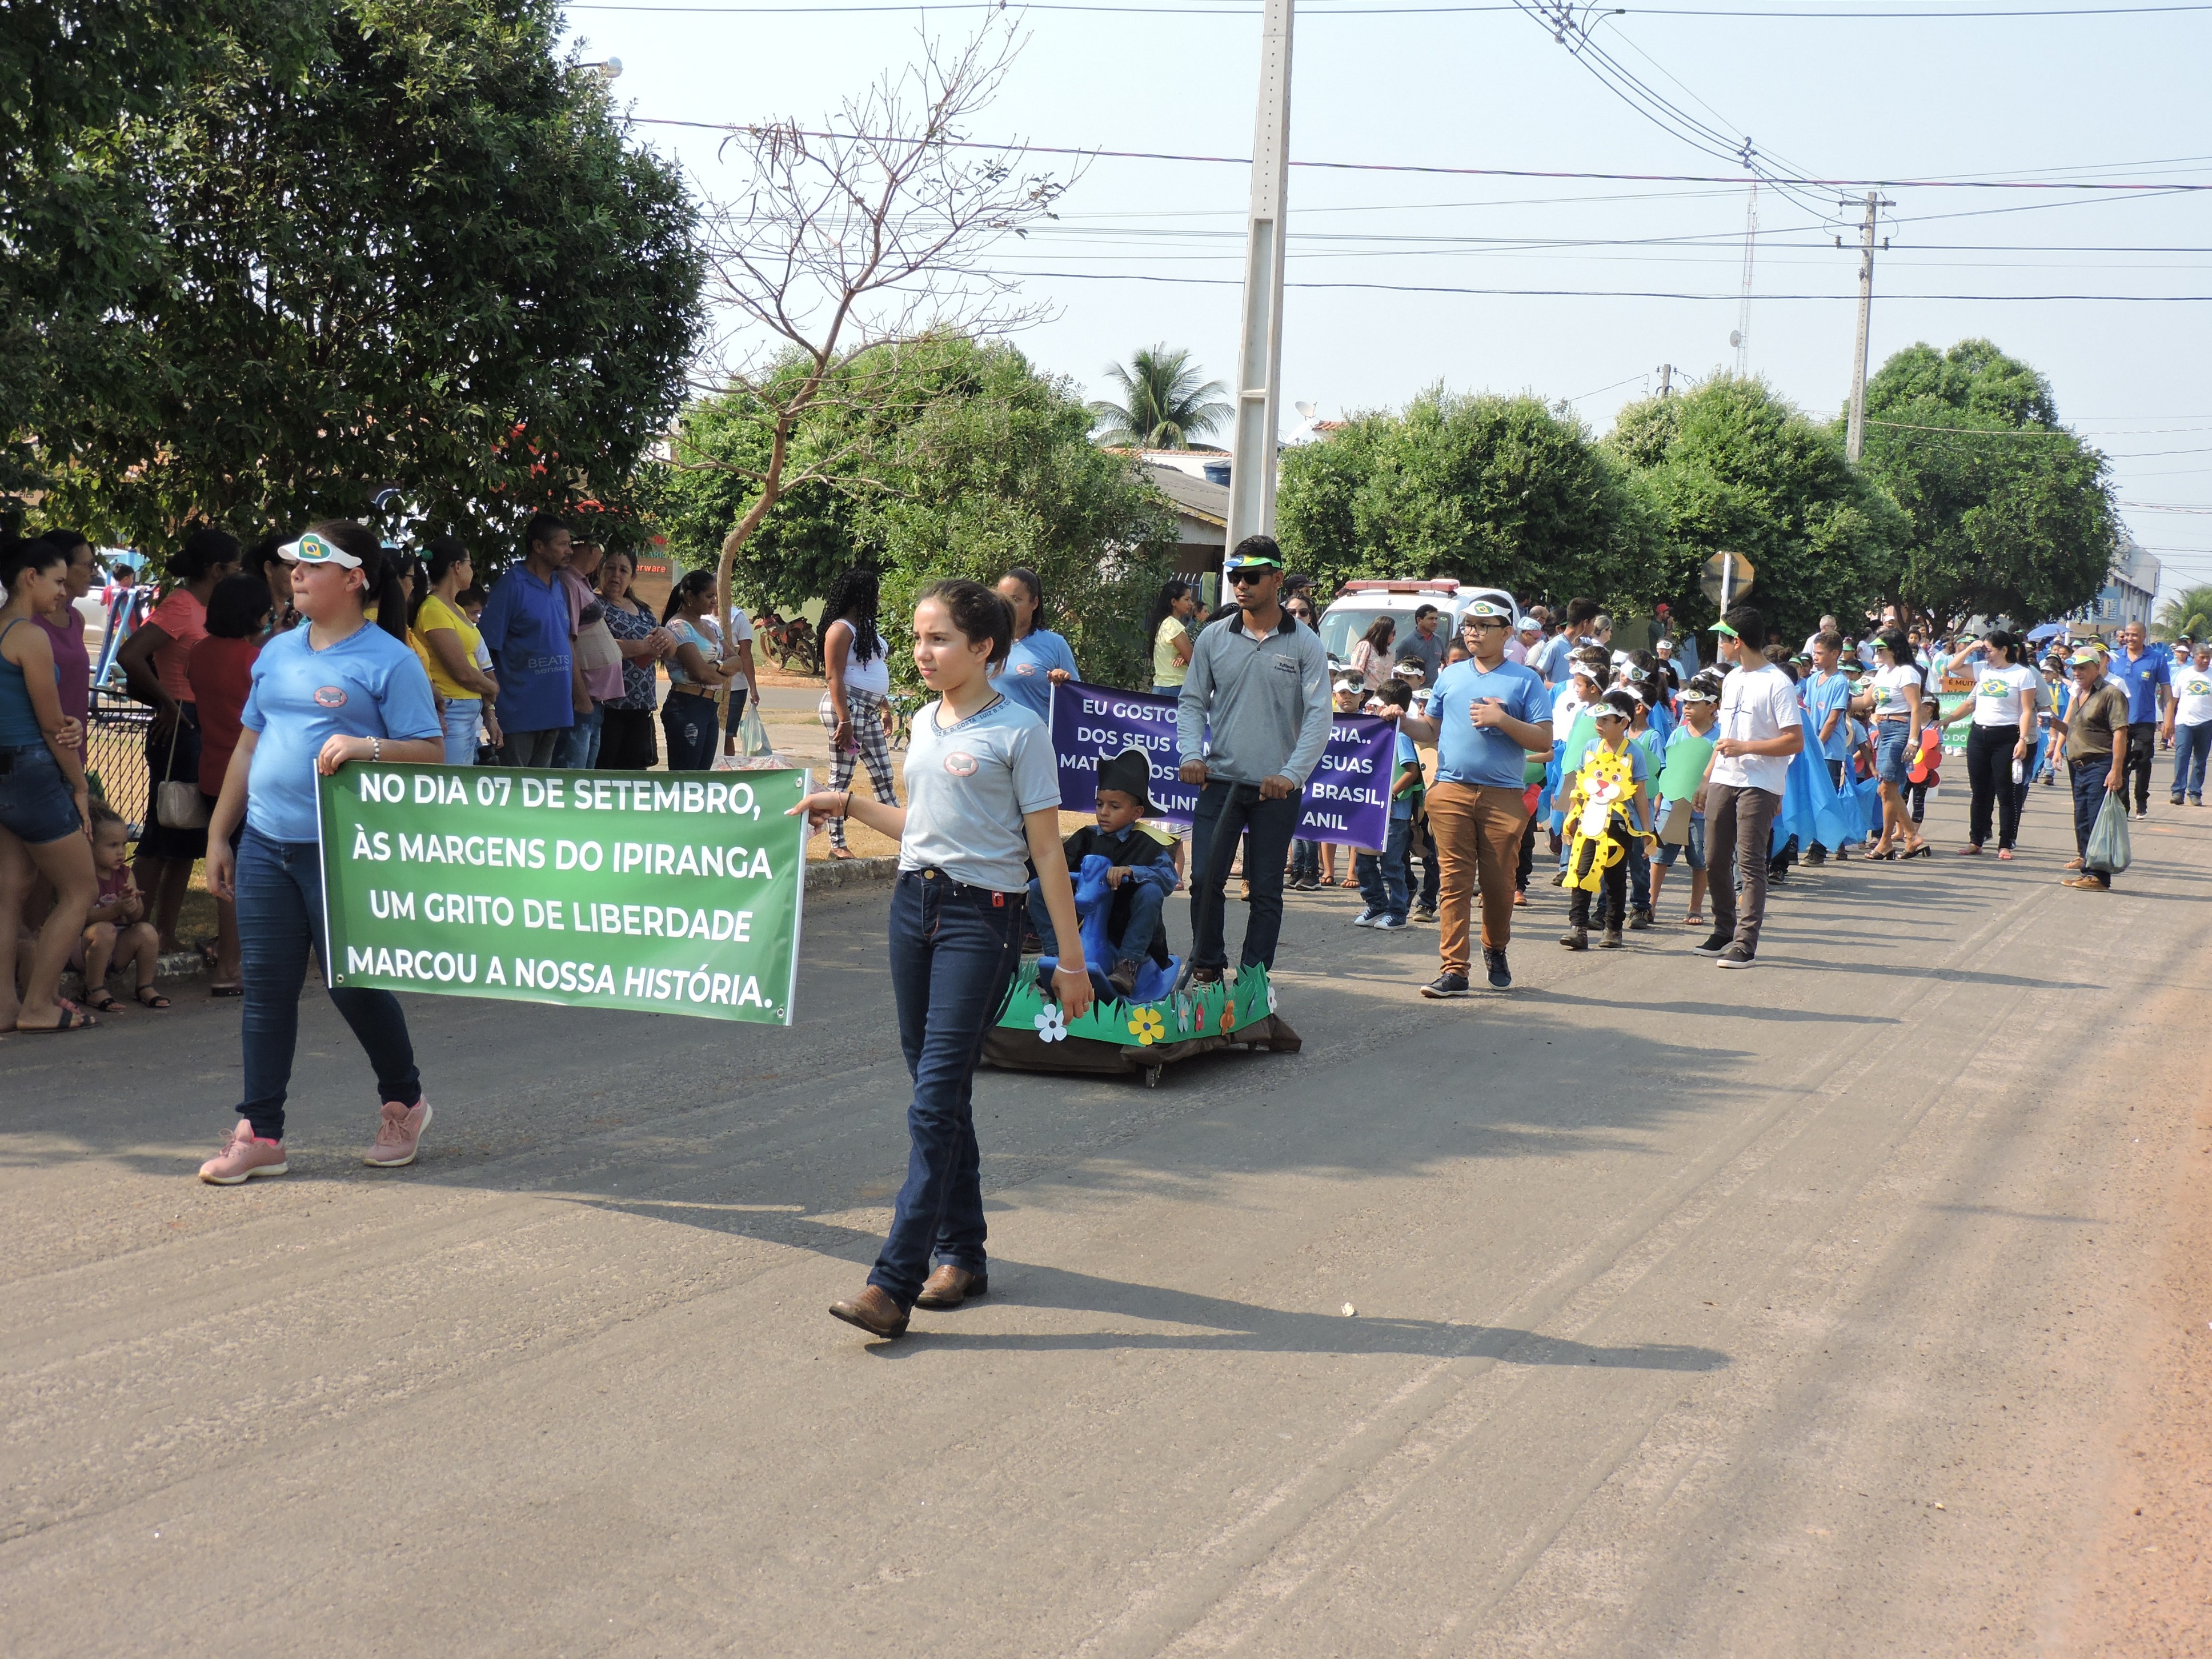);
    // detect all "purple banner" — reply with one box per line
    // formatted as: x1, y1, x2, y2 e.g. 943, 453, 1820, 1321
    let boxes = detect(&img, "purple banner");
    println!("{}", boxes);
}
1049, 682, 1395, 849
